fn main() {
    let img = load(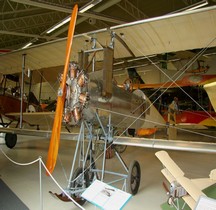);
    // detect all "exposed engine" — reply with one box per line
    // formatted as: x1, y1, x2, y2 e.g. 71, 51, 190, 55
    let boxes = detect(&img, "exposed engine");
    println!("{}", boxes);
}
63, 62, 89, 124
169, 181, 187, 198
